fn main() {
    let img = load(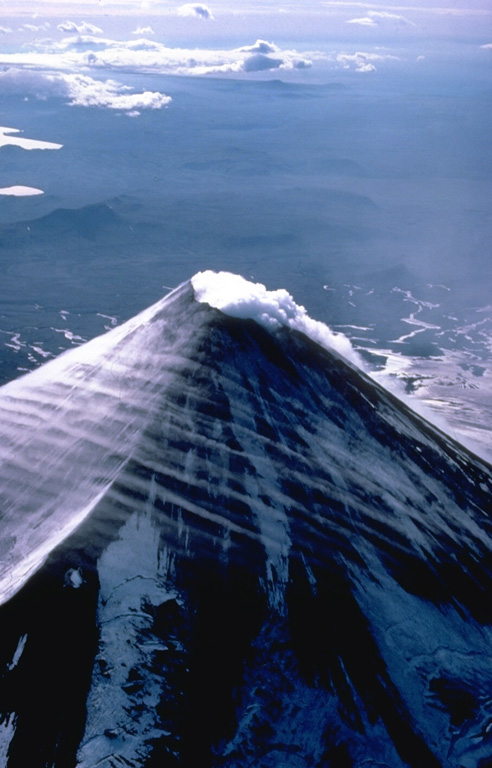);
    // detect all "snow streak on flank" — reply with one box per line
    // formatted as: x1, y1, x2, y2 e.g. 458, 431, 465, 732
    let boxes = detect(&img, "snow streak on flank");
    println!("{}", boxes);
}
0, 126, 62, 151
192, 271, 362, 367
